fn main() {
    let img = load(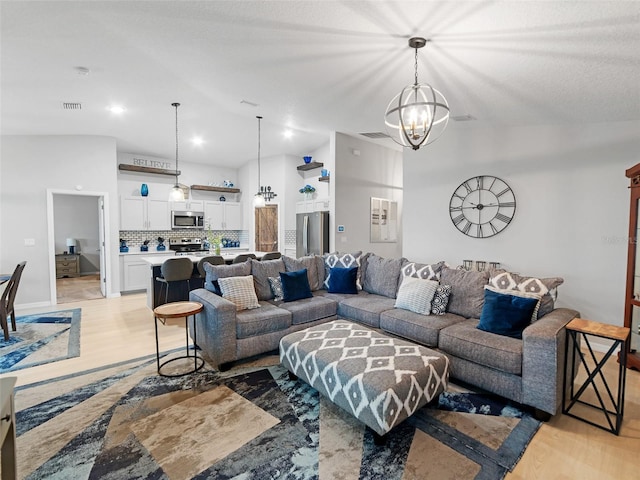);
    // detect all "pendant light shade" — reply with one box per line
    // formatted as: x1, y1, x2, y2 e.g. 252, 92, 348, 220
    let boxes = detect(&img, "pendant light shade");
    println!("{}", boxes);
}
169, 102, 185, 201
384, 37, 449, 150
